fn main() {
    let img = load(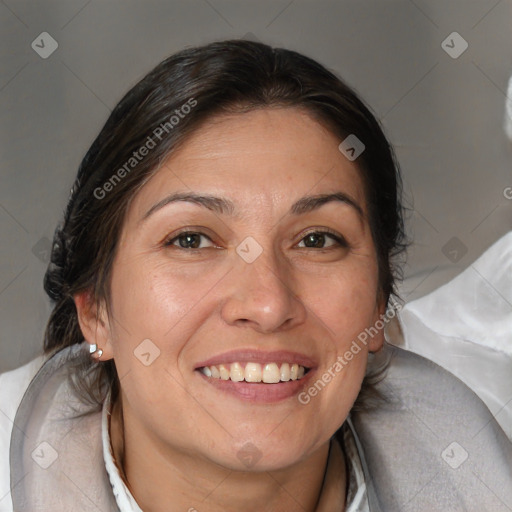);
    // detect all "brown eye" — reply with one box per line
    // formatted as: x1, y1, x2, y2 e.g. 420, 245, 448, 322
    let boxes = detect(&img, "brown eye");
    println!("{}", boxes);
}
165, 232, 214, 249
298, 231, 347, 249
303, 233, 327, 248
